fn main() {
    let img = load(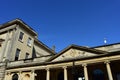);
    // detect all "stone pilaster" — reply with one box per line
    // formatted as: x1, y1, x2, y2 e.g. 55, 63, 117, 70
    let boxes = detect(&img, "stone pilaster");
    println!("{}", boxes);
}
18, 71, 22, 80
31, 70, 35, 80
